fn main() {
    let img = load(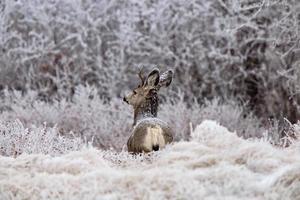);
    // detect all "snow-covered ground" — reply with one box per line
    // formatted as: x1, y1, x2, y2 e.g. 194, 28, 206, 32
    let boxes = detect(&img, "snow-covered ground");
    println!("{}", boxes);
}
1, 120, 299, 200
1, 1, 299, 199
